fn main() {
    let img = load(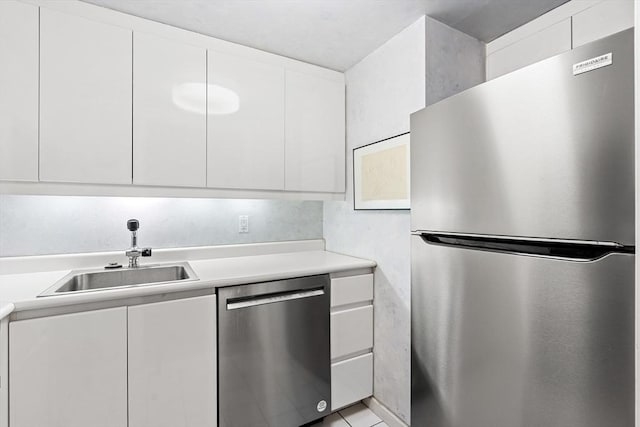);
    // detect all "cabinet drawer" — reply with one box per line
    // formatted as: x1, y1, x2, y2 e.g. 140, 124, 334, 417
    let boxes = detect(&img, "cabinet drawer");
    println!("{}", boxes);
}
331, 274, 373, 308
331, 353, 373, 411
331, 305, 373, 359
